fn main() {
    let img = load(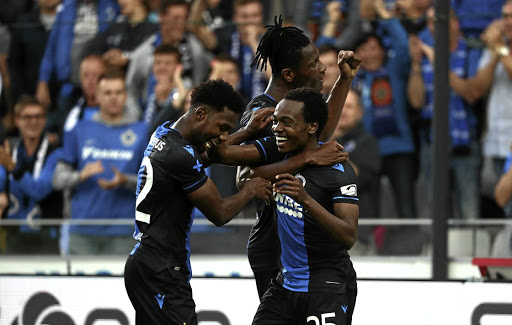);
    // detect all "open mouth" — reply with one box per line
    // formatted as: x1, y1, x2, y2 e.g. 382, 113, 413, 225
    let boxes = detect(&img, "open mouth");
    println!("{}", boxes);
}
276, 136, 288, 144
